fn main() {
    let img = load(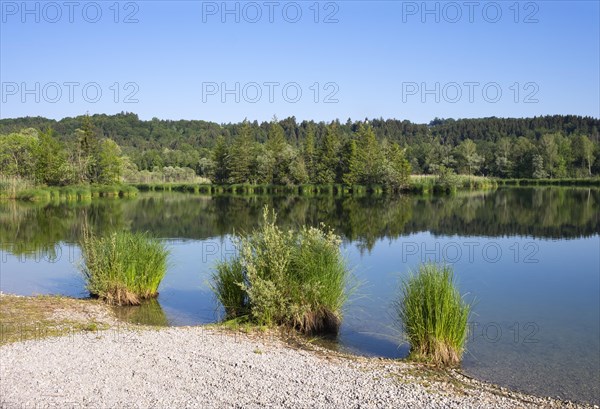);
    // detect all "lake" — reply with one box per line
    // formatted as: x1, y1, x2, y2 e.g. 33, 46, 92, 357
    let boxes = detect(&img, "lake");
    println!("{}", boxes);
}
1, 187, 598, 405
